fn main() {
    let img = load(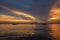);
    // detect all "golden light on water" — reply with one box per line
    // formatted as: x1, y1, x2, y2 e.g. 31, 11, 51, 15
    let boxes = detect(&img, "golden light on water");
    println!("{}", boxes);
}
48, 0, 60, 21
49, 24, 60, 39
